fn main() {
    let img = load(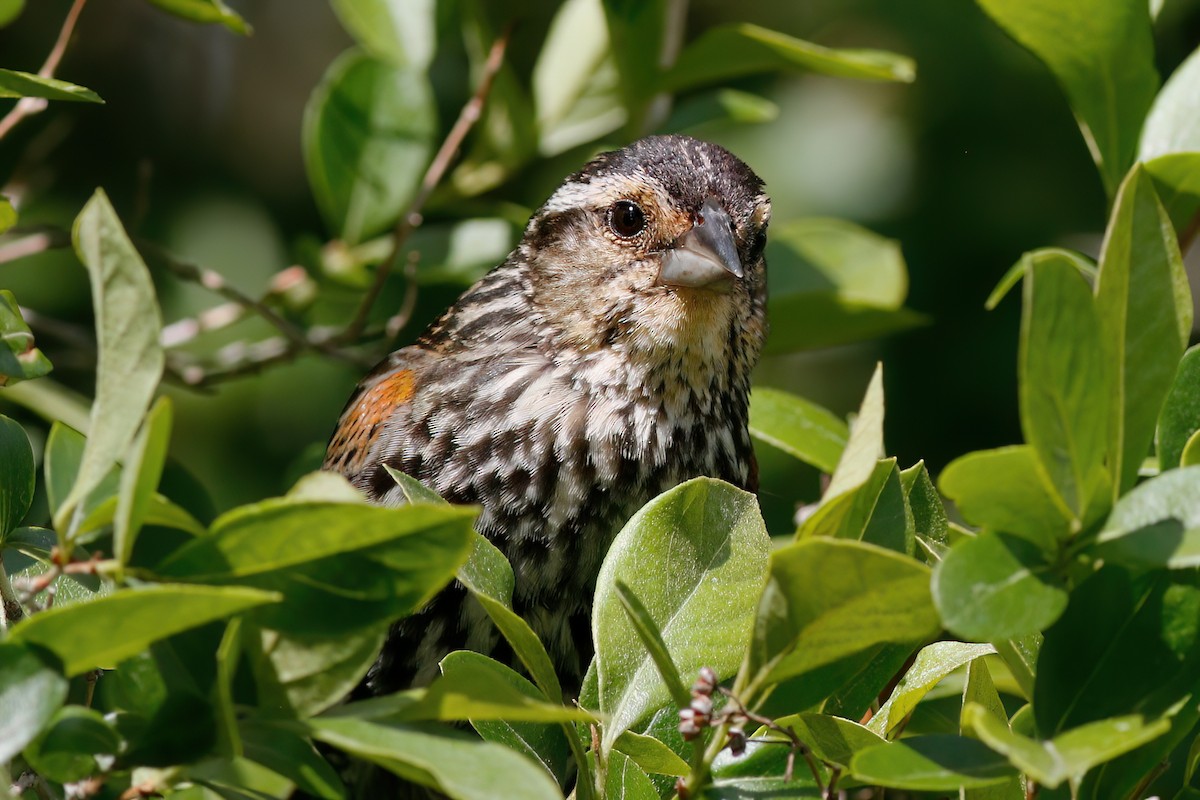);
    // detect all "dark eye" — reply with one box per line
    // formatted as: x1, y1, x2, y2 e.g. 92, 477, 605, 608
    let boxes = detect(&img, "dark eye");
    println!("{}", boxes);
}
607, 200, 646, 238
